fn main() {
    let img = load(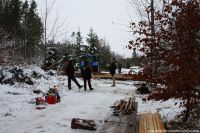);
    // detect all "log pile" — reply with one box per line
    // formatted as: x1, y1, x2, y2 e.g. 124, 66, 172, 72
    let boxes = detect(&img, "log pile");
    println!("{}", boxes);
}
112, 97, 136, 115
